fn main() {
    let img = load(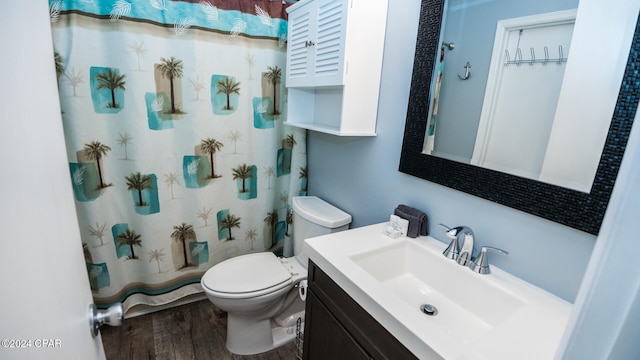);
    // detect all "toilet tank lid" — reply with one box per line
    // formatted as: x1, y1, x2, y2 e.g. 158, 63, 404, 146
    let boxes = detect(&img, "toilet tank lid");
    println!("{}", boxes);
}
292, 196, 352, 228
